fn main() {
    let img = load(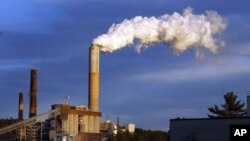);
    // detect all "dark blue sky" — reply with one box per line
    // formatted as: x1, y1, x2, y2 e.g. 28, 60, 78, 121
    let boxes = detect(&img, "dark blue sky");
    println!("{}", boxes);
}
1, 0, 250, 130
